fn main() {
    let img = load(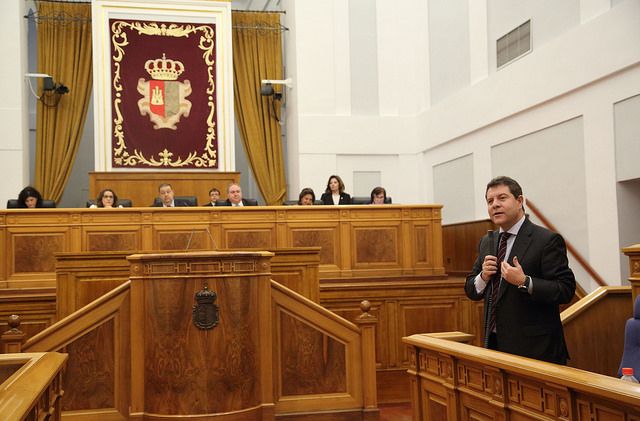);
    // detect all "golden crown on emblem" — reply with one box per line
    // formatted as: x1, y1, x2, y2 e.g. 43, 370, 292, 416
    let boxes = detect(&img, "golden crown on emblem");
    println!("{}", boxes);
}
144, 53, 184, 81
